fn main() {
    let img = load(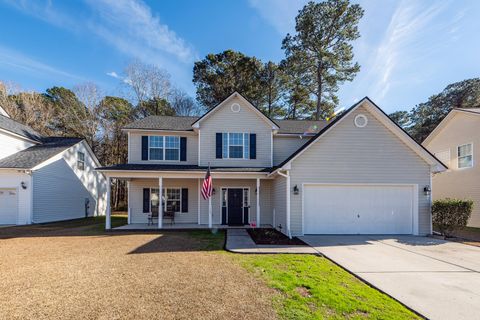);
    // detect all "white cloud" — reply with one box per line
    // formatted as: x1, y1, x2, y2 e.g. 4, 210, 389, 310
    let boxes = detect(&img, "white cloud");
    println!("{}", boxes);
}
357, 0, 448, 102
248, 0, 307, 35
106, 71, 119, 78
0, 45, 83, 80
85, 0, 196, 64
